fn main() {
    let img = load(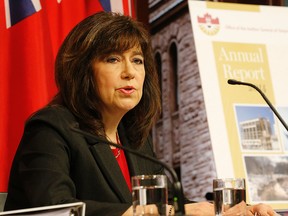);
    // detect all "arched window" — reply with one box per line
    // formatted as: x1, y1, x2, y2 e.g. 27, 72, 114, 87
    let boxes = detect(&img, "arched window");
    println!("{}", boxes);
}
169, 42, 178, 112
155, 52, 162, 94
155, 52, 163, 119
